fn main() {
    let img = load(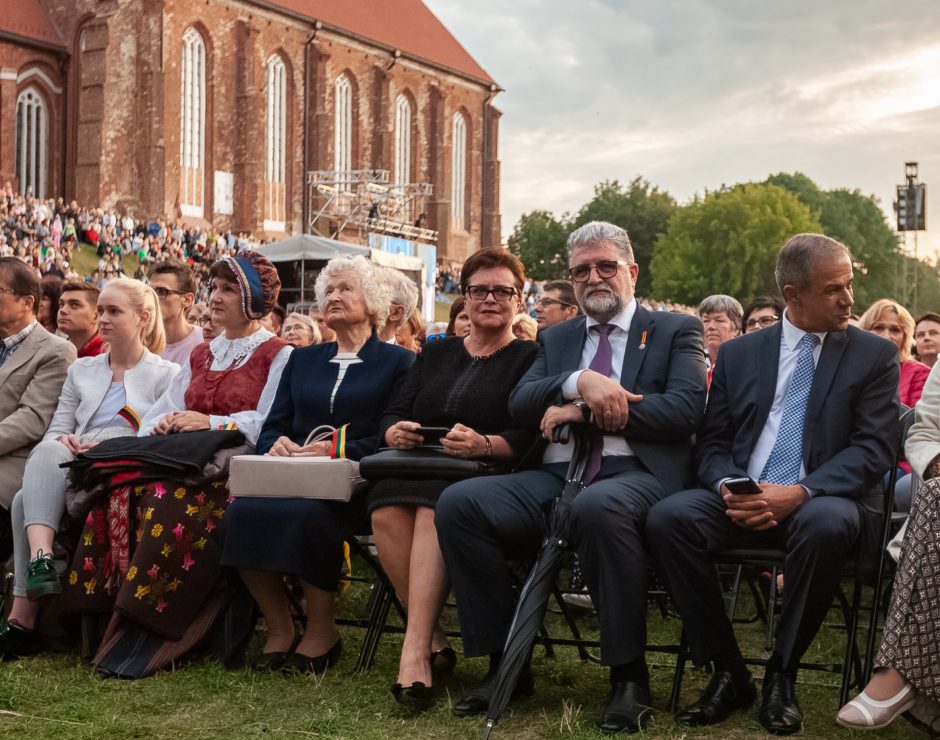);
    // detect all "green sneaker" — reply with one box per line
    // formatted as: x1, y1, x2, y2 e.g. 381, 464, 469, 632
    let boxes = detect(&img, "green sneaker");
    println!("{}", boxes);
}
25, 551, 61, 601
